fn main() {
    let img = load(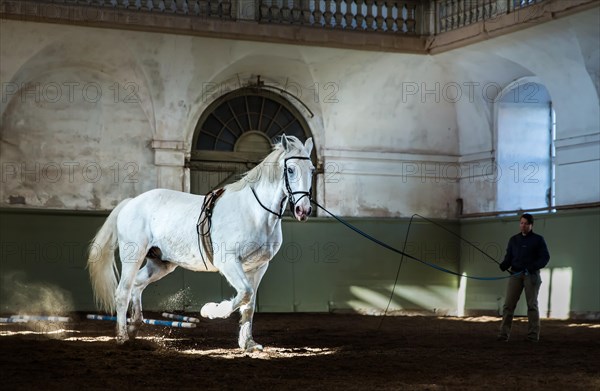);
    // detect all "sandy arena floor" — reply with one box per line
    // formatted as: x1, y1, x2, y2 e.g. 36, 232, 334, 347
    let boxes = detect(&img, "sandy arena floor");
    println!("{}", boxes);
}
0, 312, 599, 390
